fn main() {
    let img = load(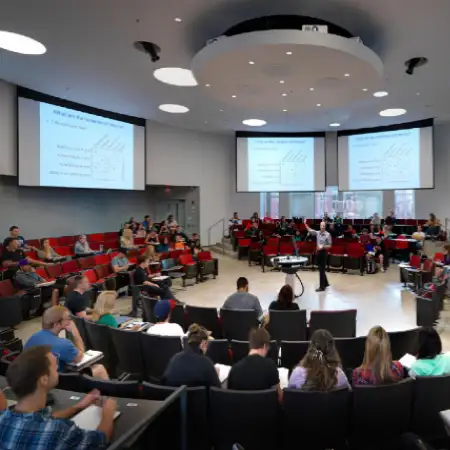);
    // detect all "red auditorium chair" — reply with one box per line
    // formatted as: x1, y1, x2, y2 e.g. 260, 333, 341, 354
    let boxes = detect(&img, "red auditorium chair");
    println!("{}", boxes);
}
103, 240, 119, 251
89, 242, 101, 251
434, 252, 445, 263
35, 267, 51, 280
25, 251, 39, 261
298, 242, 316, 270
94, 264, 116, 290
61, 260, 81, 276
262, 245, 278, 272
83, 269, 106, 292
248, 241, 263, 266
45, 264, 63, 279
104, 232, 119, 241
344, 244, 365, 275
232, 230, 245, 251
237, 238, 251, 260
94, 254, 110, 266
89, 233, 104, 243
47, 238, 60, 247
0, 279, 40, 321
279, 241, 294, 256
54, 246, 74, 257
26, 239, 41, 249
179, 253, 199, 285
197, 251, 218, 281
78, 256, 96, 270
58, 236, 75, 246
328, 245, 346, 272
134, 237, 145, 246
